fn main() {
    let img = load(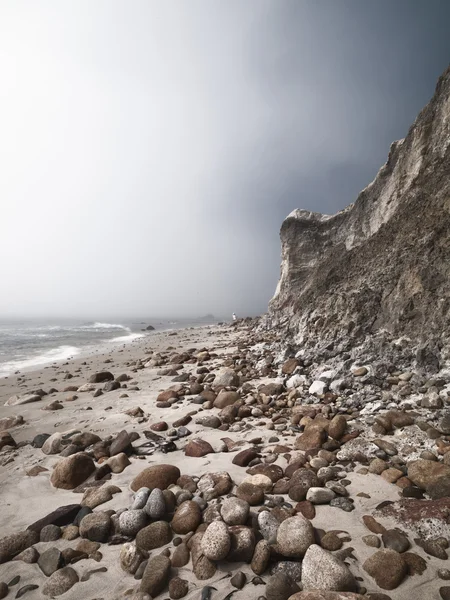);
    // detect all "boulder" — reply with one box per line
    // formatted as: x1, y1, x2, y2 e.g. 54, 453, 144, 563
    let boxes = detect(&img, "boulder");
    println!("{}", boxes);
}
407, 460, 450, 499
363, 549, 407, 590
50, 453, 95, 490
140, 554, 171, 596
301, 545, 356, 591
171, 501, 202, 534
276, 516, 315, 558
130, 464, 180, 492
42, 566, 79, 596
212, 368, 239, 388
201, 521, 231, 560
0, 530, 39, 563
